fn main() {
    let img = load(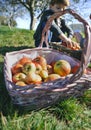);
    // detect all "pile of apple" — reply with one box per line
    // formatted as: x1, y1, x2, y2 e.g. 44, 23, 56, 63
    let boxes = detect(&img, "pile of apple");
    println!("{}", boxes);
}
11, 56, 79, 86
